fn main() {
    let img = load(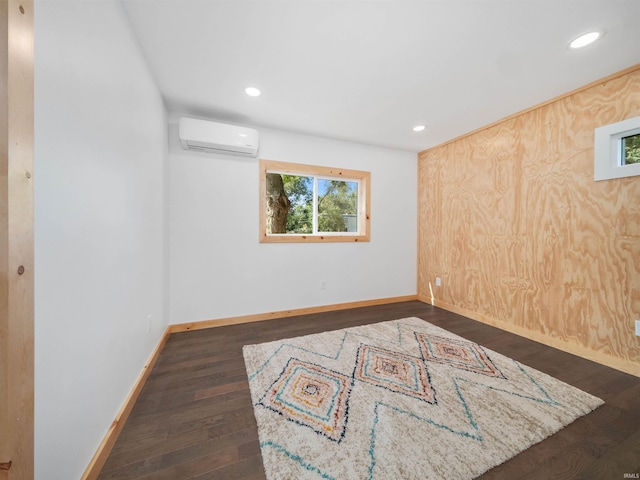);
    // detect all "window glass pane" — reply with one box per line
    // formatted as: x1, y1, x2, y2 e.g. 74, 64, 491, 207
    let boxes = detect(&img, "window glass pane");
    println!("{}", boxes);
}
264, 173, 313, 234
317, 179, 358, 233
283, 174, 313, 233
622, 133, 640, 165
